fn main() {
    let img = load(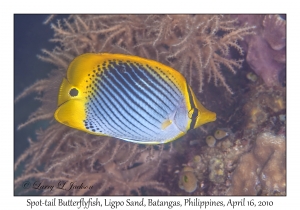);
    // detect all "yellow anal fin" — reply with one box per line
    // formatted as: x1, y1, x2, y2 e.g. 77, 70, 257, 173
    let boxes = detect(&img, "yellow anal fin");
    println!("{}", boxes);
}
161, 119, 172, 130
